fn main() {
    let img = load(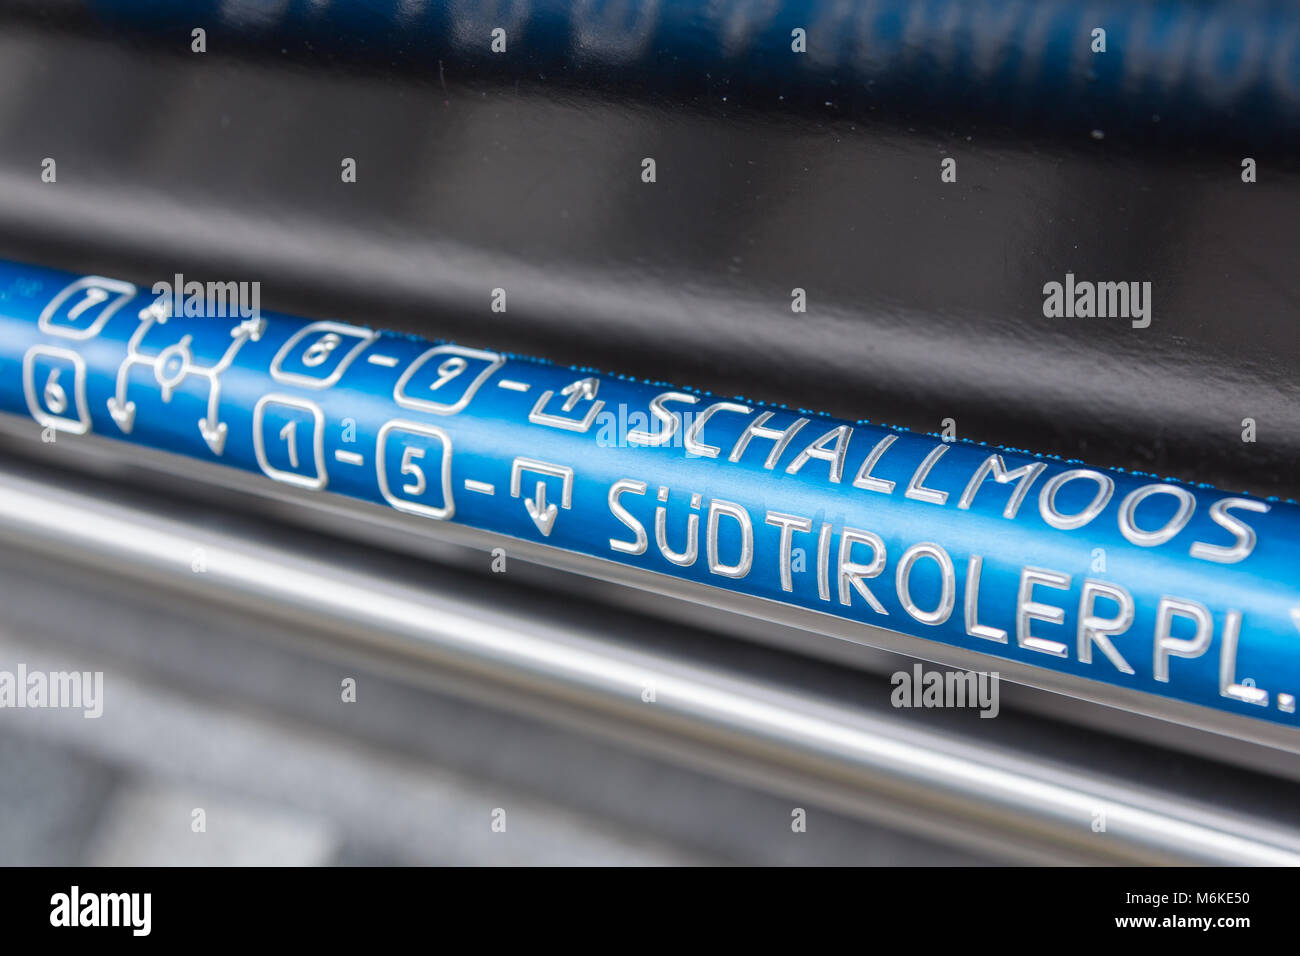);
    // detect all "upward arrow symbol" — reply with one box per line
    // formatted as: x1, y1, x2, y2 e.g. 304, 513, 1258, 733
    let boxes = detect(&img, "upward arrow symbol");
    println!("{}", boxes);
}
524, 481, 558, 536
560, 377, 598, 412
234, 316, 266, 341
